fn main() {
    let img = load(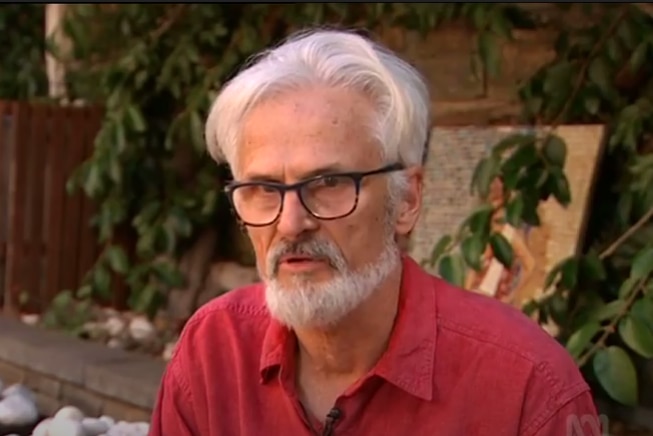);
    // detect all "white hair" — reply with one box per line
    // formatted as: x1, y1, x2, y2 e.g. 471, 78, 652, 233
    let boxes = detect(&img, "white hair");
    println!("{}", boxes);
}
204, 28, 431, 184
